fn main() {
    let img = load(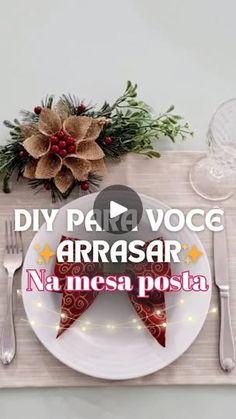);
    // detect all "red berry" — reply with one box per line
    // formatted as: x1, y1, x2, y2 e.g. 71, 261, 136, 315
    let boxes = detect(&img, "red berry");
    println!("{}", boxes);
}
104, 136, 112, 145
77, 103, 86, 114
50, 135, 58, 144
57, 130, 65, 139
44, 183, 51, 191
81, 181, 89, 191
67, 145, 76, 154
59, 149, 67, 158
58, 140, 66, 149
66, 136, 75, 145
18, 150, 26, 159
50, 145, 59, 153
34, 106, 42, 115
